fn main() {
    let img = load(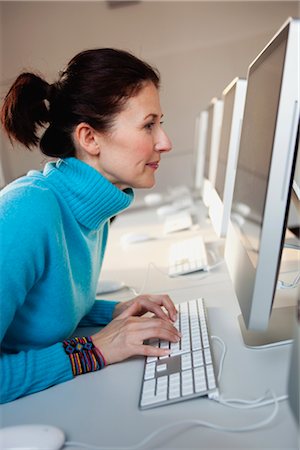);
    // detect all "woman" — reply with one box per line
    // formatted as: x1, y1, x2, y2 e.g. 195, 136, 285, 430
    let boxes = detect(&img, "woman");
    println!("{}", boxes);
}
0, 48, 180, 404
